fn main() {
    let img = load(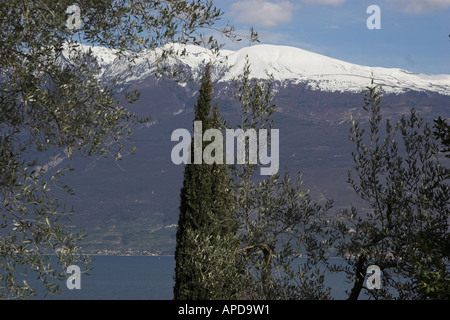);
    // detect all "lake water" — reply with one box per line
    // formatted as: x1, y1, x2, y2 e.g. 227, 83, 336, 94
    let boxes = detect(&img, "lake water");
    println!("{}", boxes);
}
30, 255, 362, 300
